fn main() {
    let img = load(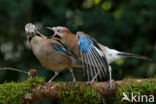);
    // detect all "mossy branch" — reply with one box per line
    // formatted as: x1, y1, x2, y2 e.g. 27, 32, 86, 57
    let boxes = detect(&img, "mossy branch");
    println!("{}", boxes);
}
23, 78, 156, 104
0, 76, 156, 104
